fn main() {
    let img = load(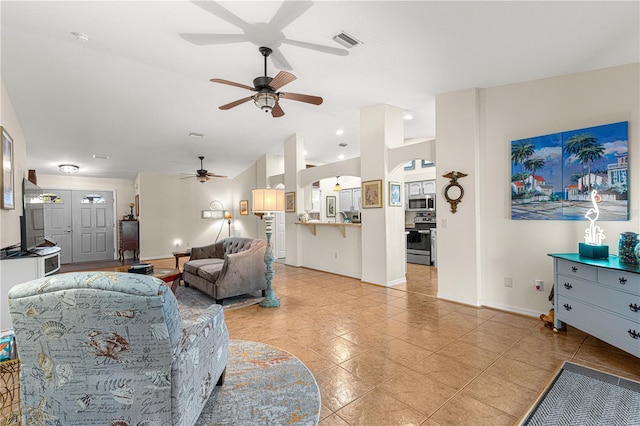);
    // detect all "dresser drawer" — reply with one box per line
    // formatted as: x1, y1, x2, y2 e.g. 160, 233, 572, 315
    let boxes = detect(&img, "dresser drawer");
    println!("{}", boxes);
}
597, 268, 640, 295
556, 259, 596, 282
559, 279, 640, 323
557, 295, 640, 358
